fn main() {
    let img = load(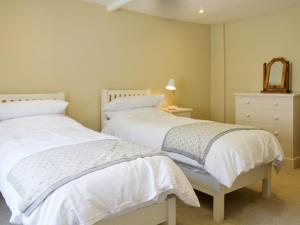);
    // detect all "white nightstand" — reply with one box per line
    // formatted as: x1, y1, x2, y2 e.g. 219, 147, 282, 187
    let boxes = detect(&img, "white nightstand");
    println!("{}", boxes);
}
162, 107, 193, 118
